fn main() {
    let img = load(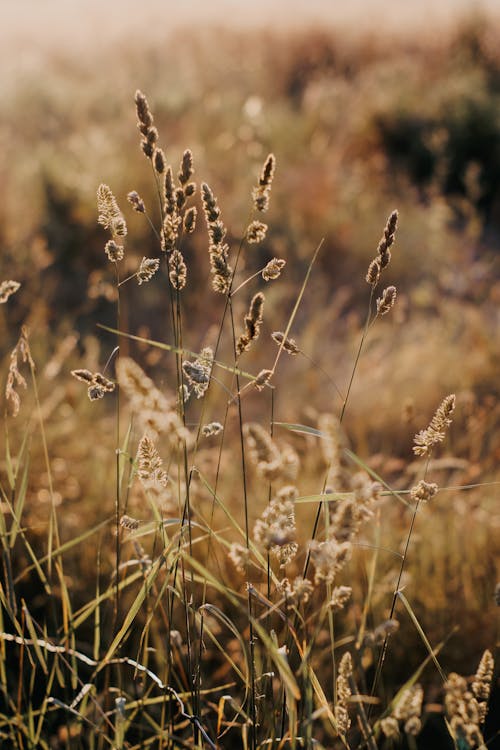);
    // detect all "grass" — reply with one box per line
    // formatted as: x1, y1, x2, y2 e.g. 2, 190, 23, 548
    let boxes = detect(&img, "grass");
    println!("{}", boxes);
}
0, 12, 499, 750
